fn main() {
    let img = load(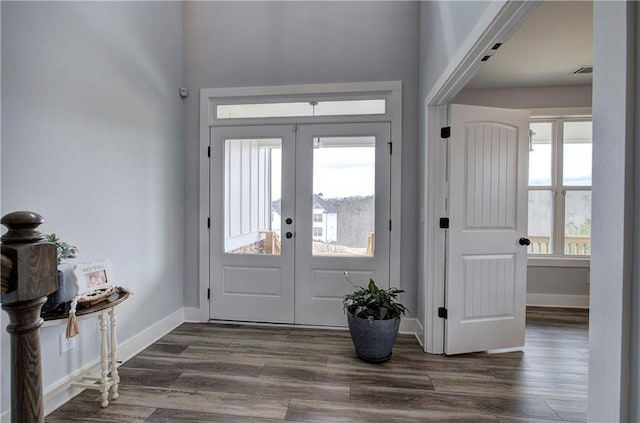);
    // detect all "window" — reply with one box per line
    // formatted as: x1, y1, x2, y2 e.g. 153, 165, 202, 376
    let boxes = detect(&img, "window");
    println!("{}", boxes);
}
313, 213, 324, 223
216, 99, 385, 119
528, 119, 592, 257
312, 227, 323, 237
